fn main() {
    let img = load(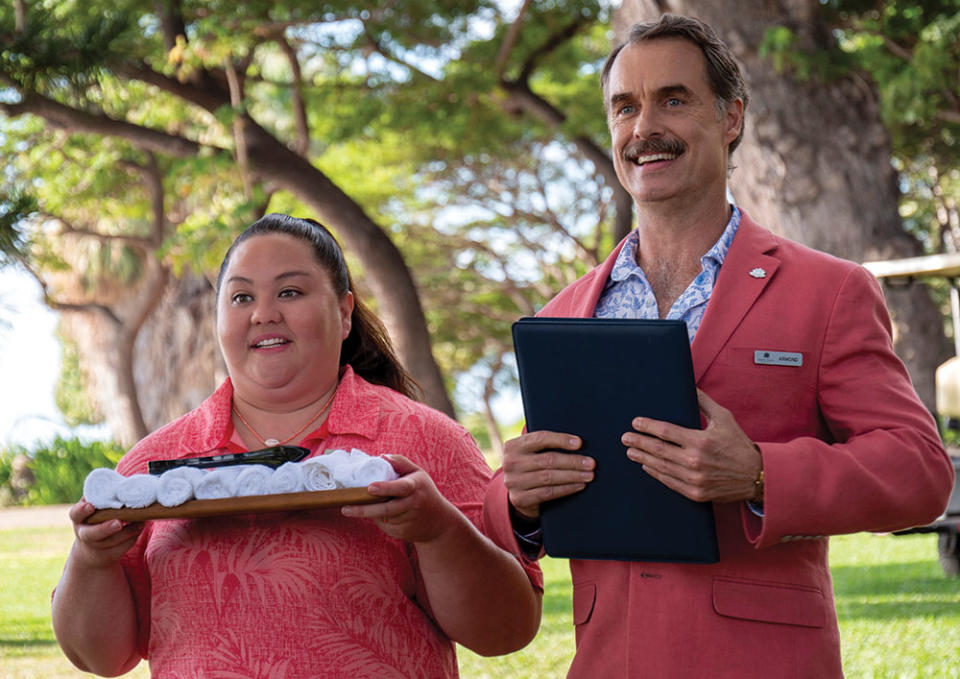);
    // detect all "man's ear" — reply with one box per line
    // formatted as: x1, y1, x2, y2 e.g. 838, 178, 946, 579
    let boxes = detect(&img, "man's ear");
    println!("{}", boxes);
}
723, 98, 744, 147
